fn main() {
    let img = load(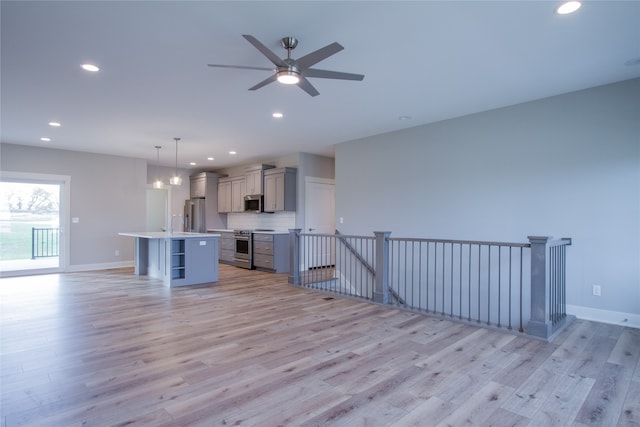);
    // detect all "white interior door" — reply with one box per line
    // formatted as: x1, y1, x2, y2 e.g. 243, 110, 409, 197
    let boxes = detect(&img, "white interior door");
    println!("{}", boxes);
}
304, 178, 335, 269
